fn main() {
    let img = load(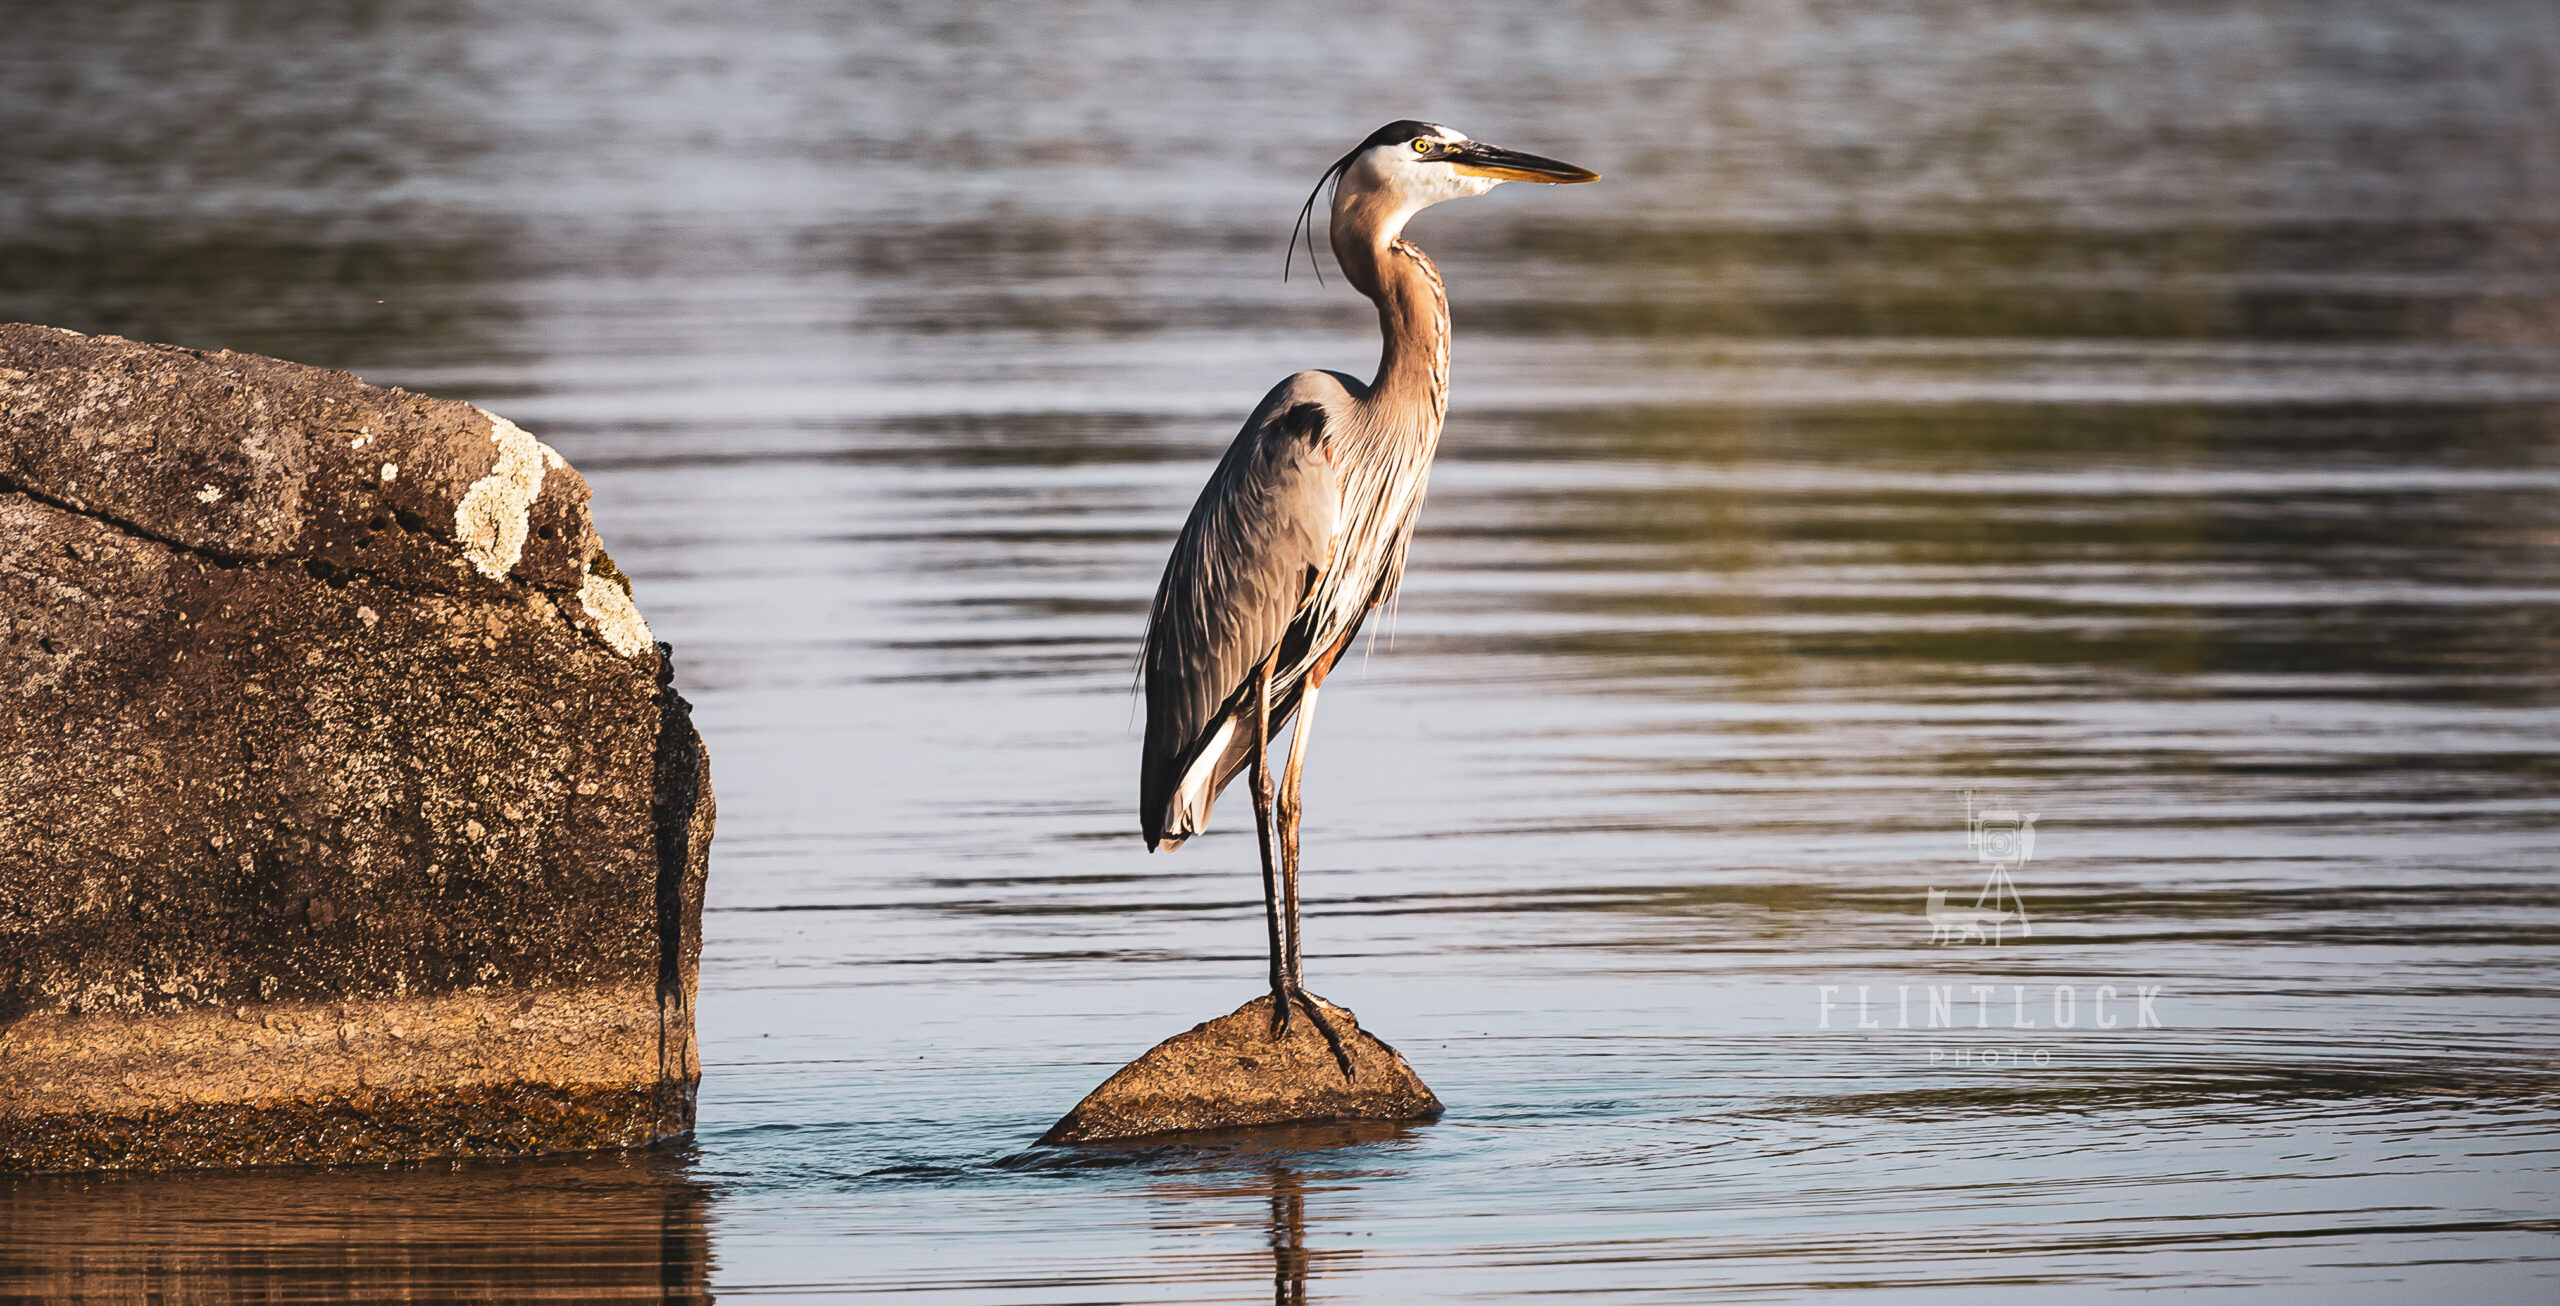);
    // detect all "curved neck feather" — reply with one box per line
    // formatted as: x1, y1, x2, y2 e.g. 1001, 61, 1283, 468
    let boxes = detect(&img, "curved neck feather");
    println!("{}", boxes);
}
1329, 193, 1449, 420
